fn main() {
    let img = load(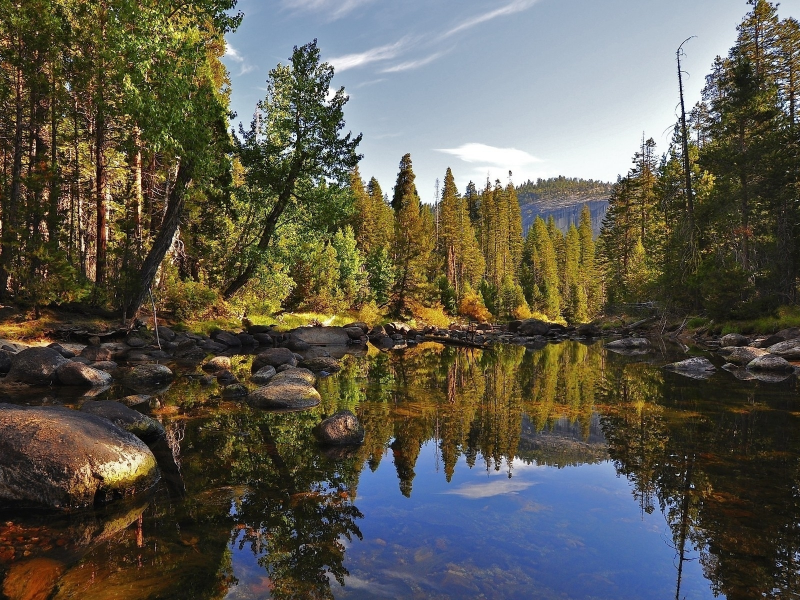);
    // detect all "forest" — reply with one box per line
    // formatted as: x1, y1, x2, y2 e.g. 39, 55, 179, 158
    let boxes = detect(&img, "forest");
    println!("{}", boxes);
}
0, 0, 796, 328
